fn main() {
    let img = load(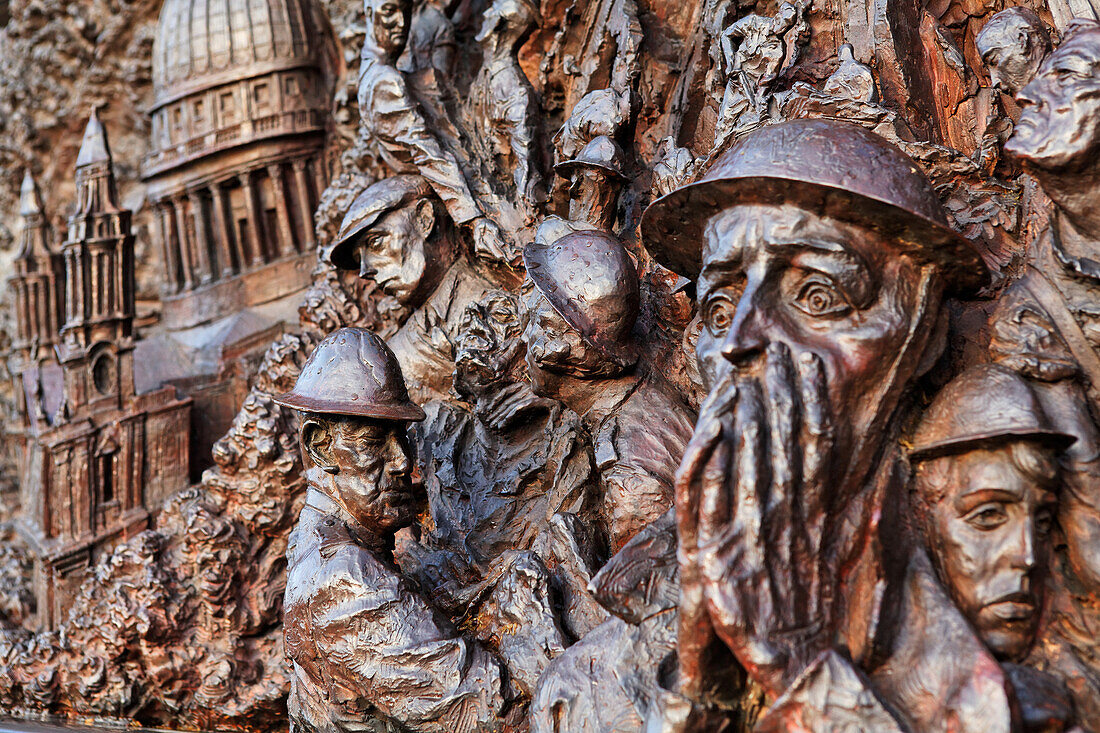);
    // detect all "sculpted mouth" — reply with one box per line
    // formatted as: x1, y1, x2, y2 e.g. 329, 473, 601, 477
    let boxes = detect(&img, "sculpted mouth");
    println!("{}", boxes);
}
986, 597, 1037, 622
